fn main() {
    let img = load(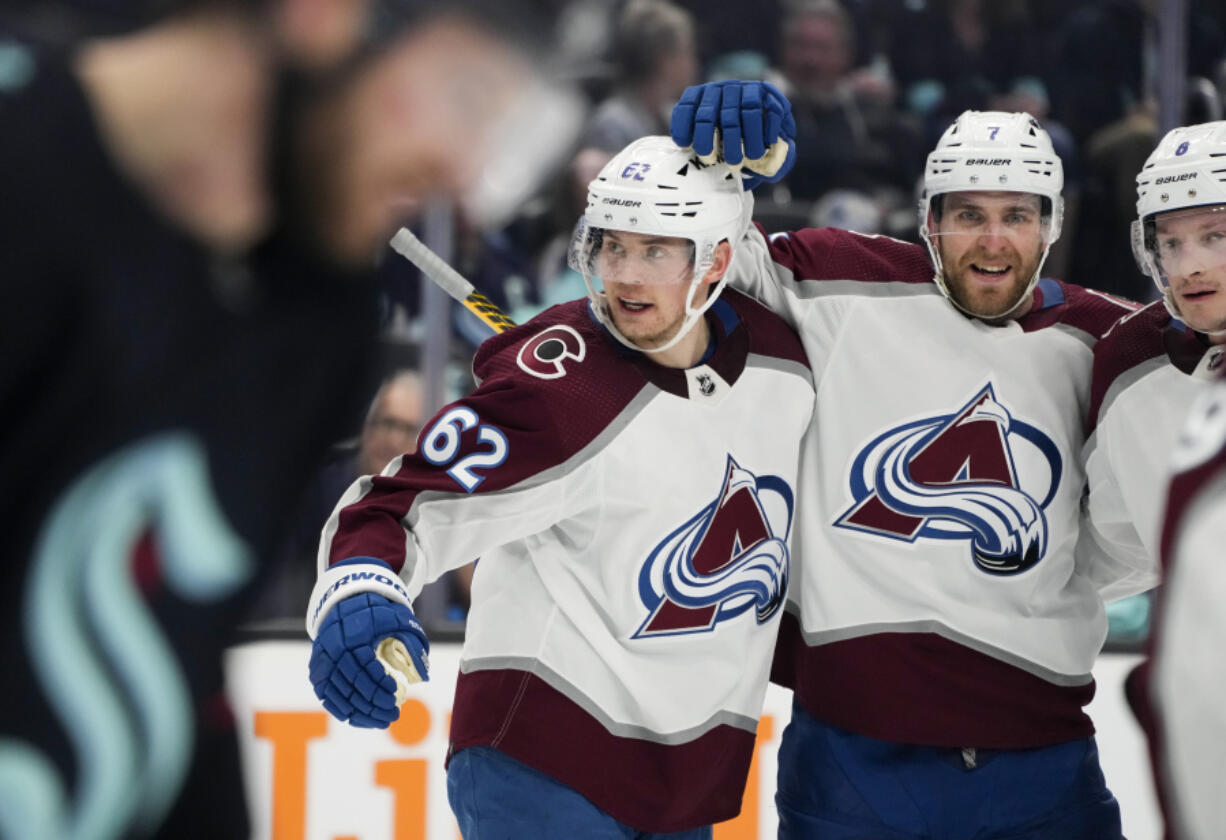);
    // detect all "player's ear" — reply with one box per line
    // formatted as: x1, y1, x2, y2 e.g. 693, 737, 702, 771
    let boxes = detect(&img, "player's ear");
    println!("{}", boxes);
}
701, 240, 733, 285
